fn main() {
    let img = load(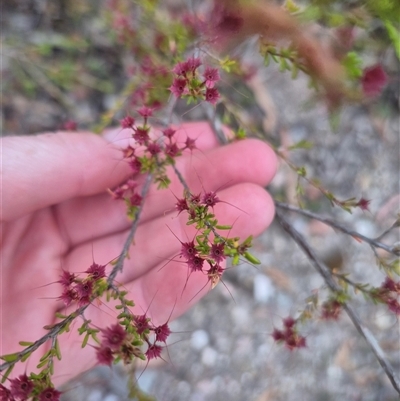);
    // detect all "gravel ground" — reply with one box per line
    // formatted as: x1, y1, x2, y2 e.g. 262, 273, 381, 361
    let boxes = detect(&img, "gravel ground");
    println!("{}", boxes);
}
3, 2, 400, 401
